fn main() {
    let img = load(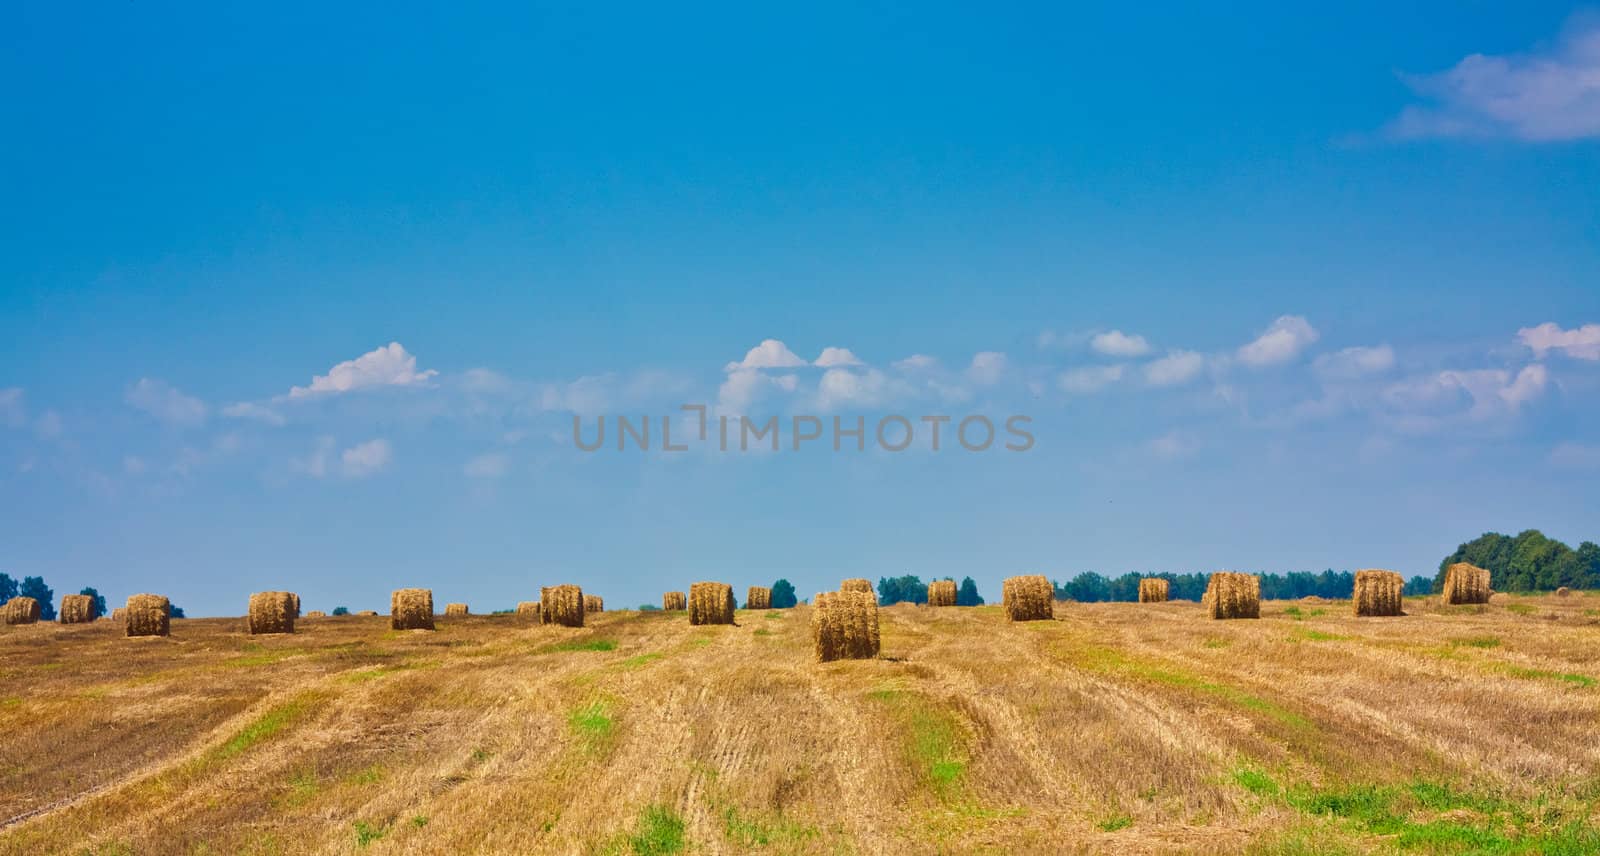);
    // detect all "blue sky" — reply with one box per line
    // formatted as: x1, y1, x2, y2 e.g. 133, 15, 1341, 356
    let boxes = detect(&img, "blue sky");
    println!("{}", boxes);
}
4, 4, 1598, 616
